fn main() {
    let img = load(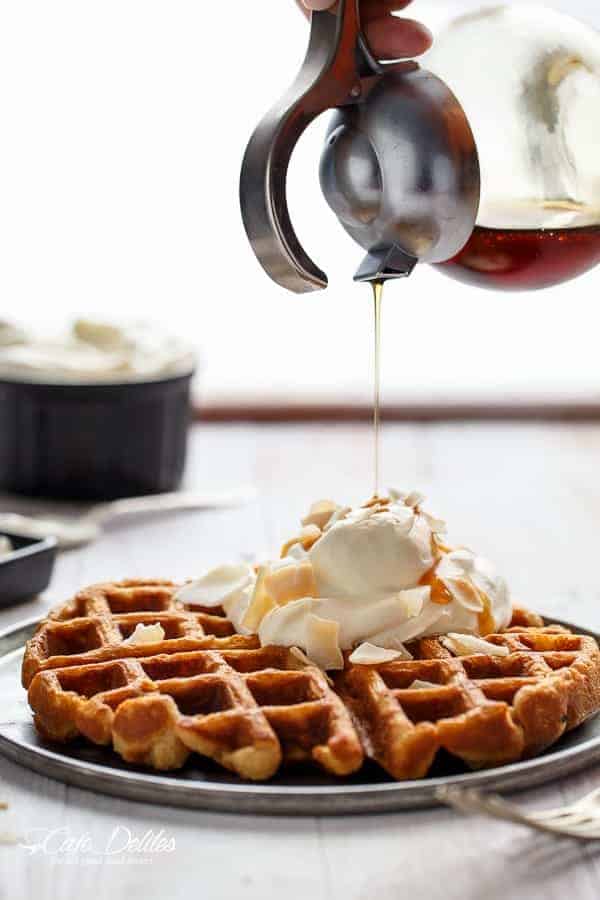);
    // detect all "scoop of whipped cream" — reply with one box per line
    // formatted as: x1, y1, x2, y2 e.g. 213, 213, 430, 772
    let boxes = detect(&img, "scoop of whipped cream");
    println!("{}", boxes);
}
309, 497, 436, 602
177, 492, 513, 671
0, 318, 196, 383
